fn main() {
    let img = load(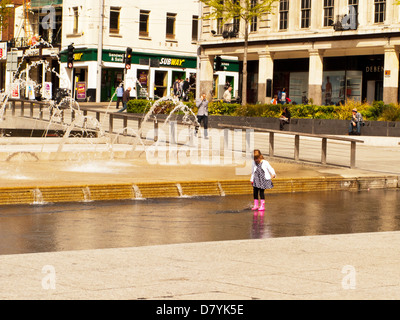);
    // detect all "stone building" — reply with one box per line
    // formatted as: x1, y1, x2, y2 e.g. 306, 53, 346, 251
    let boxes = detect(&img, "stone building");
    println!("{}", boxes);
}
199, 0, 400, 105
